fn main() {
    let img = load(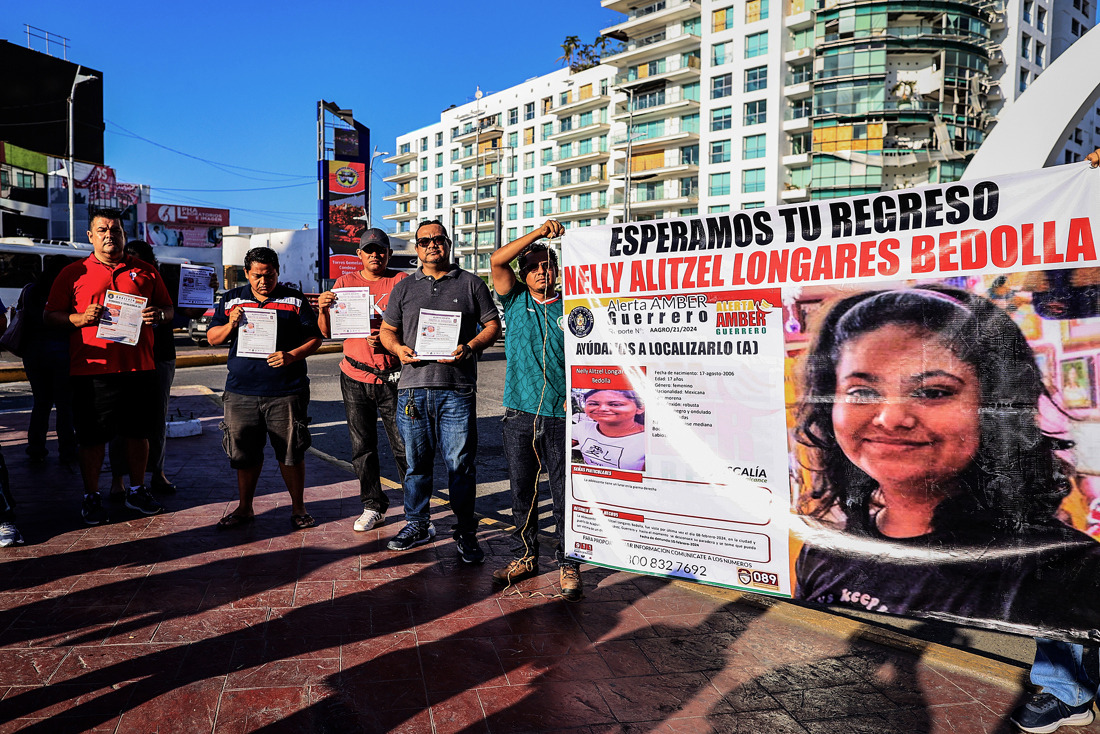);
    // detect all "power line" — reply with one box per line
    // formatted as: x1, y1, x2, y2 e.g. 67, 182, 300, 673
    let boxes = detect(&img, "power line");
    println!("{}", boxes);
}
155, 182, 314, 193
105, 120, 313, 182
